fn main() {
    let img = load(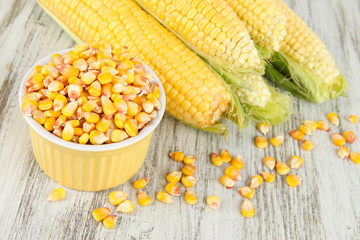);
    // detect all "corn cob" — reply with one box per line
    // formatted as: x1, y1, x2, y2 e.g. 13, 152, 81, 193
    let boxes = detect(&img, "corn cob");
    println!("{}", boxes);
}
224, 0, 287, 54
264, 0, 347, 103
135, 0, 264, 74
37, 0, 246, 134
